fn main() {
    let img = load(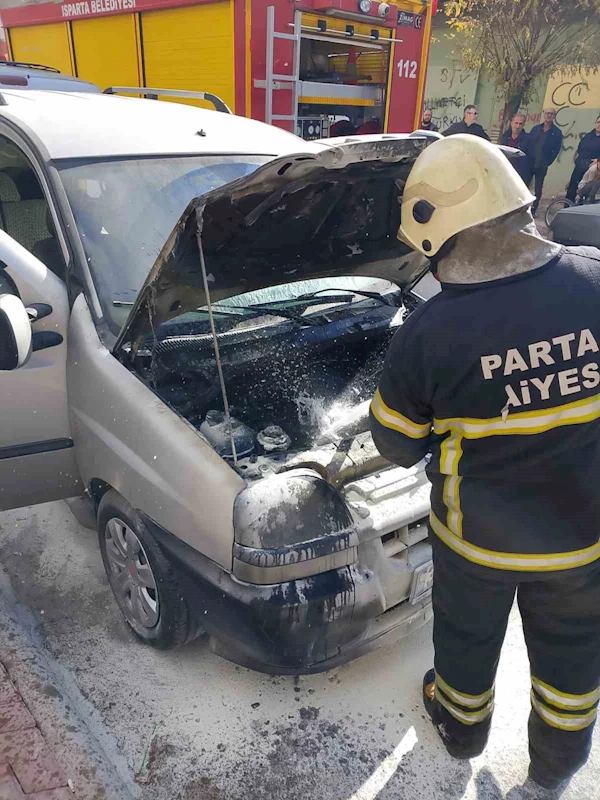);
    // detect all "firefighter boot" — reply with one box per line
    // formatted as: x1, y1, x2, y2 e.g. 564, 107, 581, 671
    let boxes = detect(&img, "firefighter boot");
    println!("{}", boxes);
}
423, 670, 491, 760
